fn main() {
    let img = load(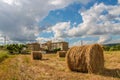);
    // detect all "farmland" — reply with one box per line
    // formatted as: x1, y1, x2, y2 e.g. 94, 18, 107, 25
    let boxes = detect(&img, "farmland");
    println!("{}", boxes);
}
0, 51, 120, 80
